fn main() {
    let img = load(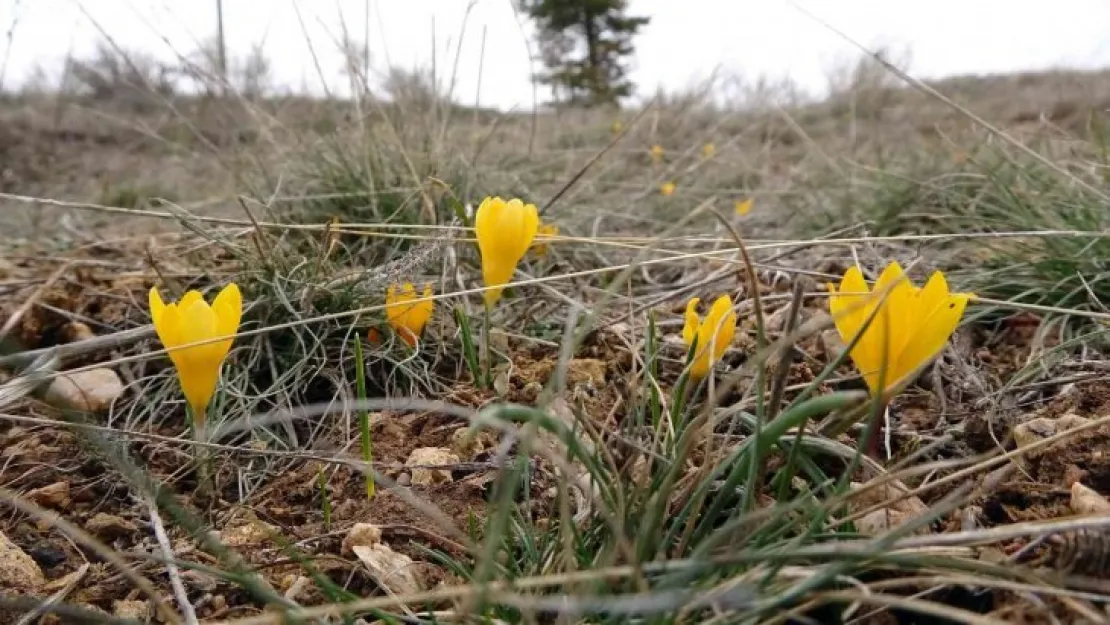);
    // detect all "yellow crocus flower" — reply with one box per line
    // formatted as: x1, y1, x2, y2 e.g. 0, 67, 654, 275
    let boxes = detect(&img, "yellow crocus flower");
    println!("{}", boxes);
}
734, 198, 753, 216
702, 143, 716, 158
149, 284, 242, 425
682, 295, 737, 380
660, 181, 676, 196
385, 282, 434, 347
474, 196, 539, 308
650, 144, 664, 163
828, 262, 973, 395
532, 222, 559, 258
